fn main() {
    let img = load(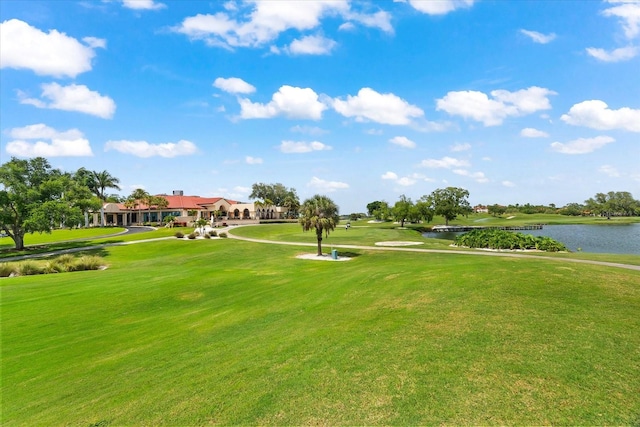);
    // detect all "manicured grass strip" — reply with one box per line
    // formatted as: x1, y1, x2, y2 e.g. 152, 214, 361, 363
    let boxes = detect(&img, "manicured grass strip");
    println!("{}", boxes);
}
2, 239, 639, 425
